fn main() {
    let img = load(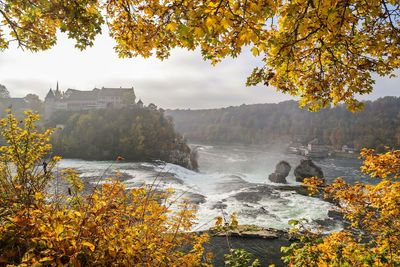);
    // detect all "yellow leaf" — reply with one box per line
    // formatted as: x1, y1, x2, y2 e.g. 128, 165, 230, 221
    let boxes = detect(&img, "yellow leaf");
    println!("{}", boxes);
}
82, 241, 95, 252
251, 47, 259, 56
39, 256, 54, 262
221, 18, 230, 29
215, 216, 222, 226
144, 7, 153, 16
55, 224, 64, 236
194, 27, 203, 37
34, 192, 43, 200
205, 17, 215, 31
166, 22, 178, 31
